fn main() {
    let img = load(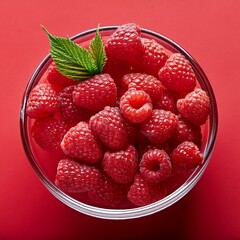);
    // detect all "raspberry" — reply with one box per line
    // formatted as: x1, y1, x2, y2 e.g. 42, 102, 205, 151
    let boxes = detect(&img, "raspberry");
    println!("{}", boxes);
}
140, 149, 172, 183
26, 83, 59, 119
141, 109, 178, 145
154, 87, 179, 114
122, 73, 164, 103
88, 173, 126, 207
47, 62, 76, 88
127, 173, 166, 206
89, 106, 128, 149
102, 57, 133, 87
136, 38, 169, 77
102, 145, 138, 184
171, 141, 204, 174
105, 23, 144, 66
32, 117, 69, 151
169, 116, 202, 149
72, 73, 117, 111
158, 53, 196, 93
55, 159, 101, 193
120, 88, 152, 123
177, 88, 210, 125
59, 85, 92, 124
61, 121, 102, 164
138, 139, 170, 159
